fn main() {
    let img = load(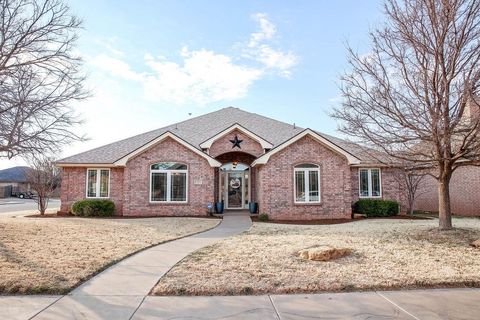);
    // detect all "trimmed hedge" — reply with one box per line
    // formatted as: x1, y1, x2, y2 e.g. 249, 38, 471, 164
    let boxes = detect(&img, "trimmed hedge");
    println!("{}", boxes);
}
258, 213, 269, 222
354, 199, 399, 217
72, 199, 115, 217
